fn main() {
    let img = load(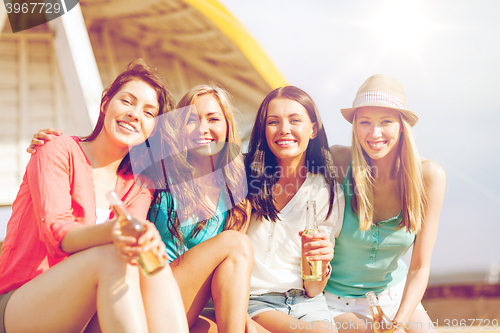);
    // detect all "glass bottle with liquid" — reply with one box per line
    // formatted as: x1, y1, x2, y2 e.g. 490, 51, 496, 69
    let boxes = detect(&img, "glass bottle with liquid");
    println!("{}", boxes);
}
301, 200, 322, 281
366, 291, 395, 333
107, 191, 166, 276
